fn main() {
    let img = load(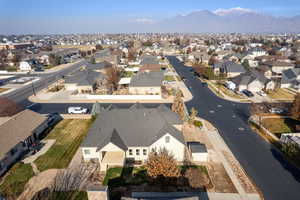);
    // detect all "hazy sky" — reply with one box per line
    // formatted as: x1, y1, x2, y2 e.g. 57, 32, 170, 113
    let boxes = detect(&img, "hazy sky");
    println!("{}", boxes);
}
1, 0, 300, 34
